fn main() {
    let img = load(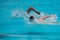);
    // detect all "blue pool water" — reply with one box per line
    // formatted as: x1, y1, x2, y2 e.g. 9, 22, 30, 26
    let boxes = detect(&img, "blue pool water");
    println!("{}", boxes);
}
0, 0, 60, 40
